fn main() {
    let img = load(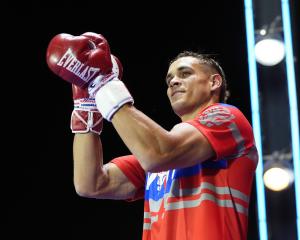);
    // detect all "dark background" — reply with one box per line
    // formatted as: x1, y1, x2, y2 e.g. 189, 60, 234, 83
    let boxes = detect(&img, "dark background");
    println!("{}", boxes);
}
5, 1, 299, 239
